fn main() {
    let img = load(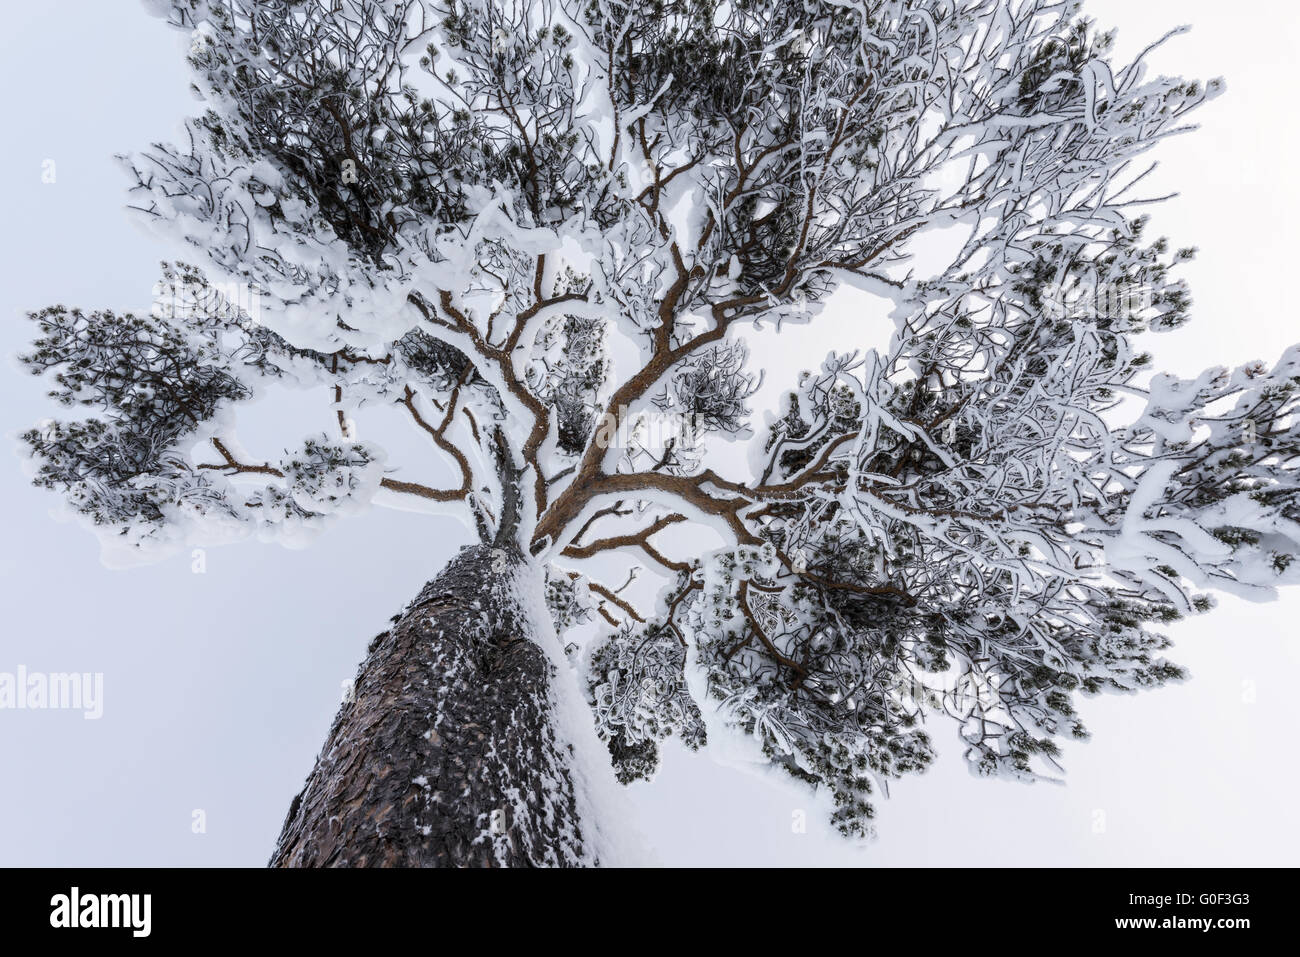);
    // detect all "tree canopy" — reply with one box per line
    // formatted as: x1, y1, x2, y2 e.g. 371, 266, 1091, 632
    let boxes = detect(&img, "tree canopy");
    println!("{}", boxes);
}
22, 0, 1300, 837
